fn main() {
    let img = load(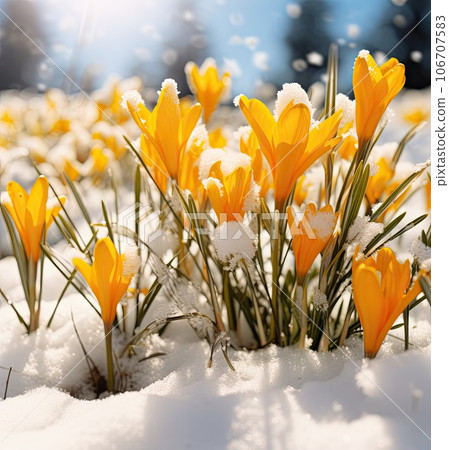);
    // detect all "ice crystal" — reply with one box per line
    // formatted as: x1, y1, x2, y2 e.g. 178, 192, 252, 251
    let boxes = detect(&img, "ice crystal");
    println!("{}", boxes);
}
213, 221, 257, 270
335, 93, 355, 127
243, 181, 261, 213
198, 148, 251, 180
307, 210, 337, 240
274, 82, 314, 120
346, 216, 384, 258
358, 49, 370, 60
410, 239, 431, 266
312, 291, 329, 312
158, 79, 180, 104
369, 162, 379, 176
122, 244, 141, 277
121, 90, 144, 112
